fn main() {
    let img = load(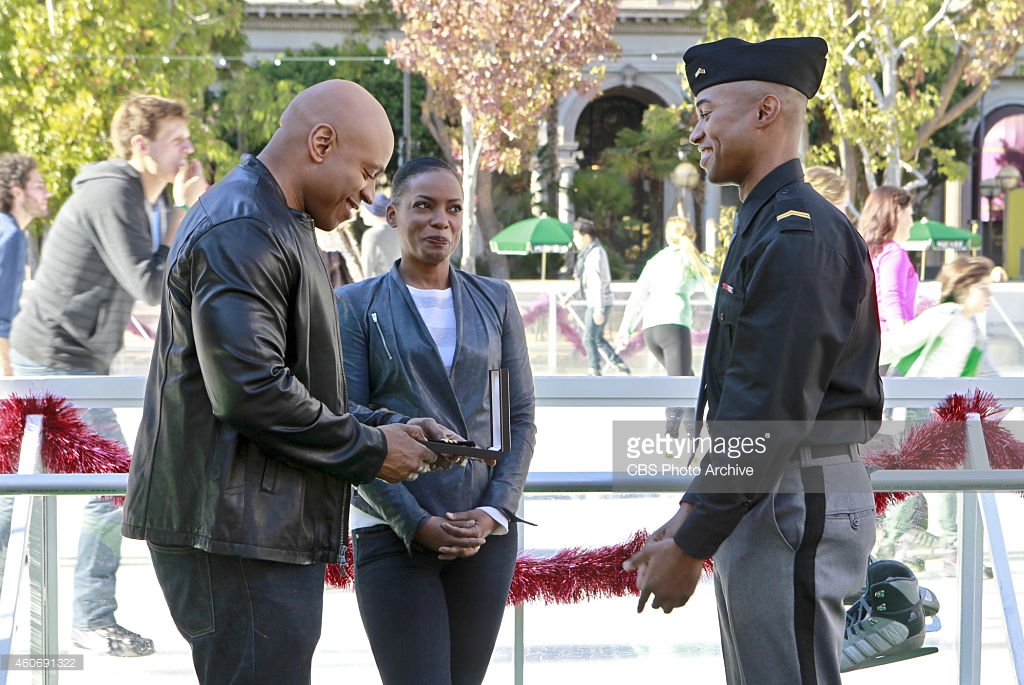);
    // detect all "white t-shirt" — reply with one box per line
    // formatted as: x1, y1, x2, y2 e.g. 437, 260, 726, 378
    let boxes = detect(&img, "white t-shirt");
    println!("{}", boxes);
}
406, 284, 457, 374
